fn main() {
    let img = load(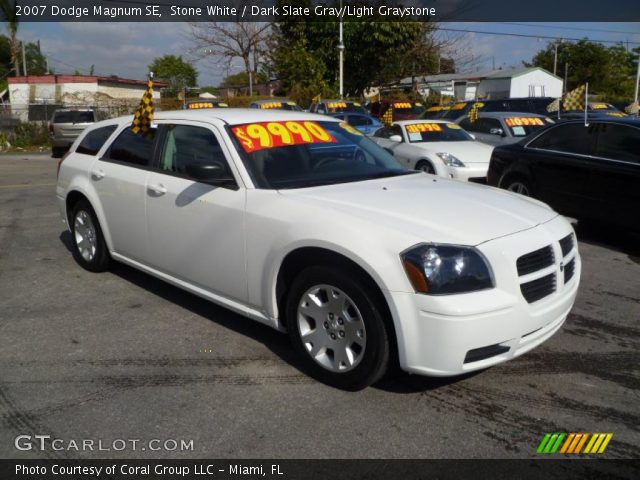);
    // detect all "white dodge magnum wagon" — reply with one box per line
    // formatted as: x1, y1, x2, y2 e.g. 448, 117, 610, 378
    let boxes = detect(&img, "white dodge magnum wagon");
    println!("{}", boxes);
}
56, 109, 581, 390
